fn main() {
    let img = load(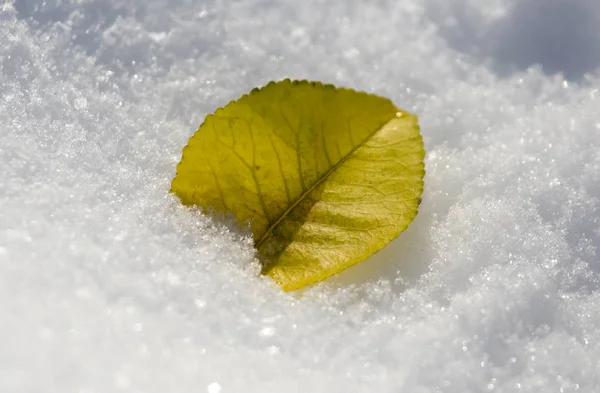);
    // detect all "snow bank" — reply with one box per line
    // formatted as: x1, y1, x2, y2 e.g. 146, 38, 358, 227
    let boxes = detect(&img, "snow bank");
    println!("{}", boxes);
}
2, 0, 600, 391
